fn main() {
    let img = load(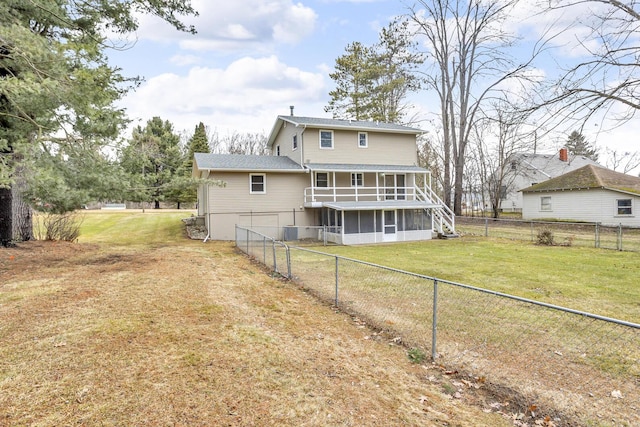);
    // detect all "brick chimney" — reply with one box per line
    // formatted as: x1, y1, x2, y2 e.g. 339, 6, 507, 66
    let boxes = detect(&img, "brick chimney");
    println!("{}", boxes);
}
559, 147, 568, 162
